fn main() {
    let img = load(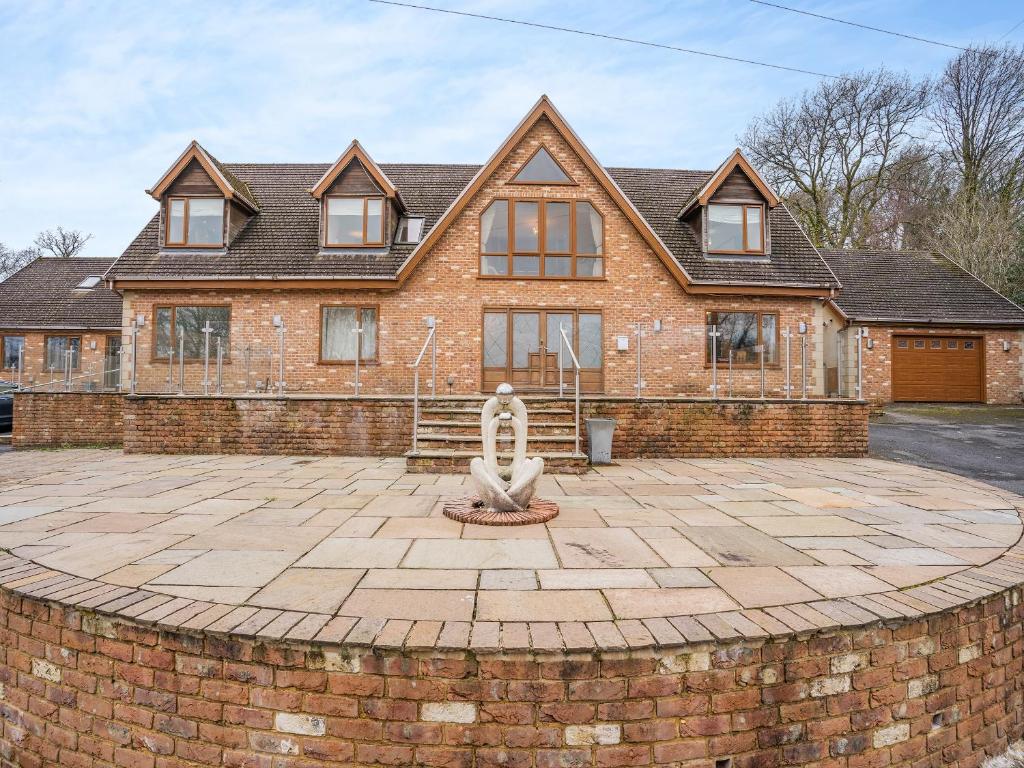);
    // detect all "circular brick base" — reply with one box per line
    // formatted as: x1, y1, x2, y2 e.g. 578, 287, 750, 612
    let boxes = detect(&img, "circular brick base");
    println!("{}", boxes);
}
442, 496, 560, 526
0, 553, 1022, 768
